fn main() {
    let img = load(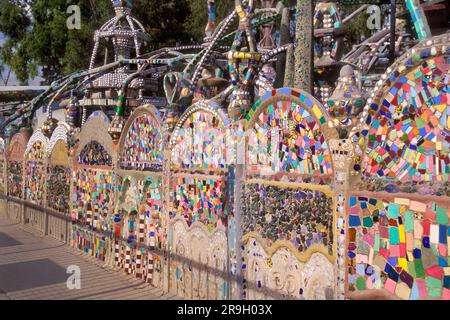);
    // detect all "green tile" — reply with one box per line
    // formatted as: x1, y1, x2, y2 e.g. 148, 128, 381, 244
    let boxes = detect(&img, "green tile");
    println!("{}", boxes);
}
388, 203, 399, 219
374, 234, 380, 253
436, 207, 448, 224
426, 276, 442, 289
363, 216, 373, 227
414, 260, 425, 278
428, 288, 442, 297
390, 227, 399, 245
408, 262, 416, 277
404, 211, 414, 232
356, 276, 366, 290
